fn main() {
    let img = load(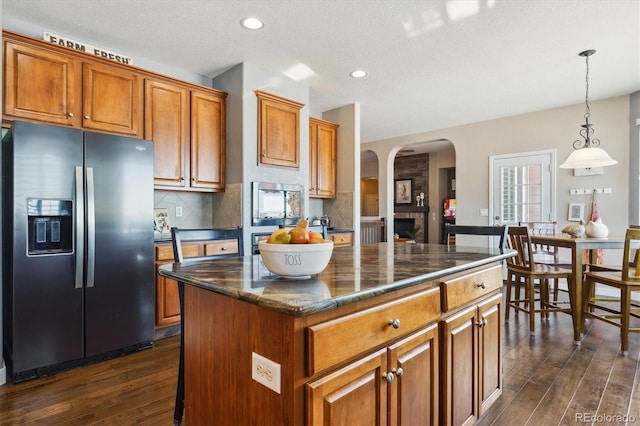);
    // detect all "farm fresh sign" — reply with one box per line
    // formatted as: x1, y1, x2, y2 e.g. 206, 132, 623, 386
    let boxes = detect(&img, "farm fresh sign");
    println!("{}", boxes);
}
43, 32, 133, 65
